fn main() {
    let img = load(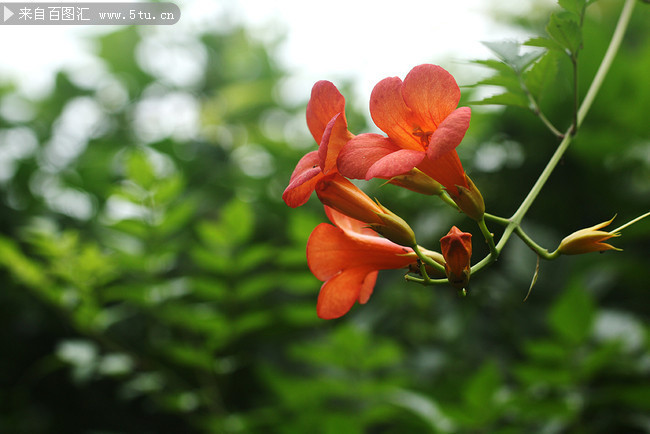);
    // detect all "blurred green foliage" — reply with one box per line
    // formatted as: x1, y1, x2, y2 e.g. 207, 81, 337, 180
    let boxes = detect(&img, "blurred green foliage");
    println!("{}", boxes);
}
1, 1, 649, 433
